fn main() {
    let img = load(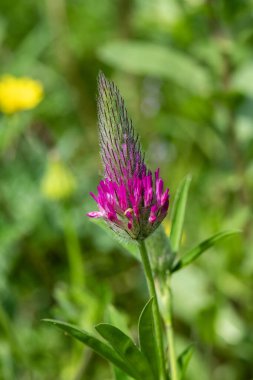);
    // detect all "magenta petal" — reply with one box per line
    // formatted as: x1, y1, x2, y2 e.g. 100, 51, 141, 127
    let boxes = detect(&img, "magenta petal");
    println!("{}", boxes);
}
87, 211, 103, 218
128, 220, 133, 229
161, 188, 169, 206
125, 209, 132, 219
90, 192, 98, 202
155, 168, 160, 181
148, 204, 158, 224
133, 205, 139, 217
151, 204, 158, 213
107, 212, 117, 222
156, 178, 163, 204
149, 215, 157, 224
